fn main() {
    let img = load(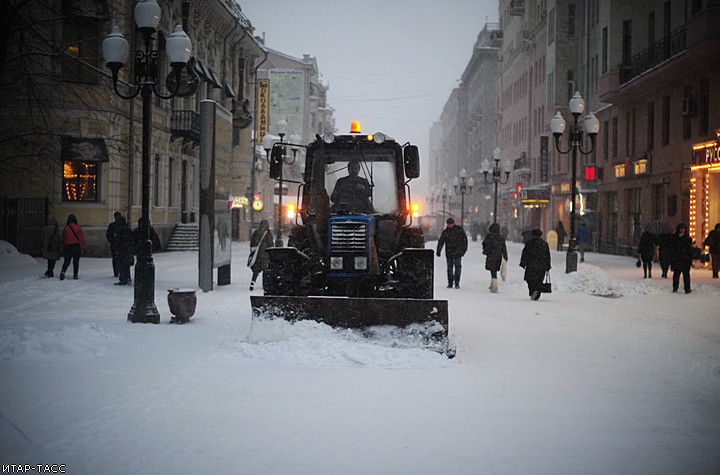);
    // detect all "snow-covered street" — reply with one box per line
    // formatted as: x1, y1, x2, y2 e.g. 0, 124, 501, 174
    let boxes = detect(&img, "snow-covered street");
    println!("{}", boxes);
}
1, 238, 719, 474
